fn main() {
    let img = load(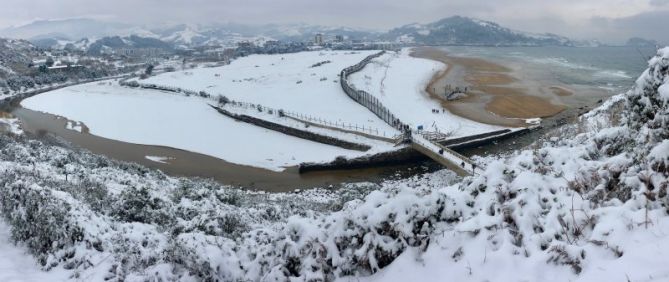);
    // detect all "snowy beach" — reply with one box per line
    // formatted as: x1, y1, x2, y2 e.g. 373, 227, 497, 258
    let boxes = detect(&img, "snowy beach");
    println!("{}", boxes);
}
411, 47, 568, 127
